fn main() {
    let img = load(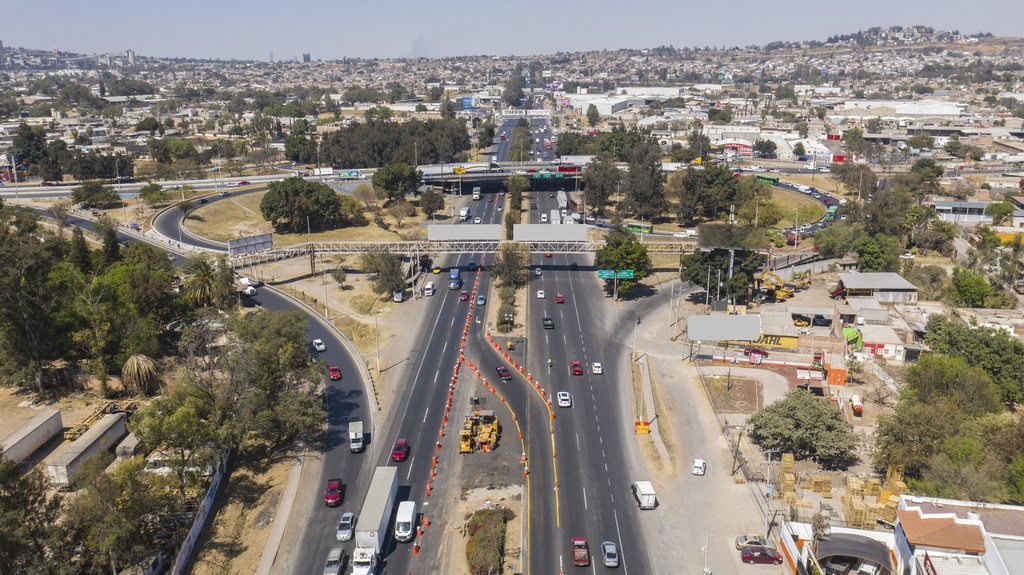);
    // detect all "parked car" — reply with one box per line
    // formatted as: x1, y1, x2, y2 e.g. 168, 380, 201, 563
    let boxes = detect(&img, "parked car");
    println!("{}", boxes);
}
328, 366, 342, 381
324, 479, 342, 507
391, 438, 410, 462
336, 512, 355, 541
741, 546, 783, 565
735, 534, 776, 550
743, 347, 768, 358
